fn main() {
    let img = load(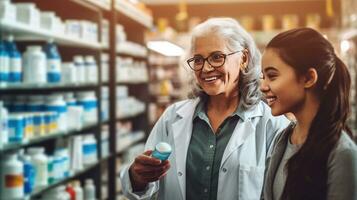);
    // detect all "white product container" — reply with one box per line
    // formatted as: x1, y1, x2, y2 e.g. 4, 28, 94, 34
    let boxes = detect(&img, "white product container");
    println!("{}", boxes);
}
42, 185, 70, 200
8, 114, 24, 143
76, 92, 98, 124
70, 135, 83, 172
73, 180, 84, 200
67, 106, 84, 130
23, 46, 47, 84
15, 3, 40, 27
46, 95, 67, 132
101, 19, 109, 48
73, 55, 85, 83
40, 11, 56, 32
27, 147, 48, 188
0, 0, 16, 22
0, 153, 24, 200
0, 101, 9, 149
61, 62, 77, 84
65, 20, 81, 39
84, 55, 98, 83
33, 112, 46, 136
101, 53, 109, 83
84, 179, 96, 200
82, 135, 97, 167
55, 148, 70, 178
